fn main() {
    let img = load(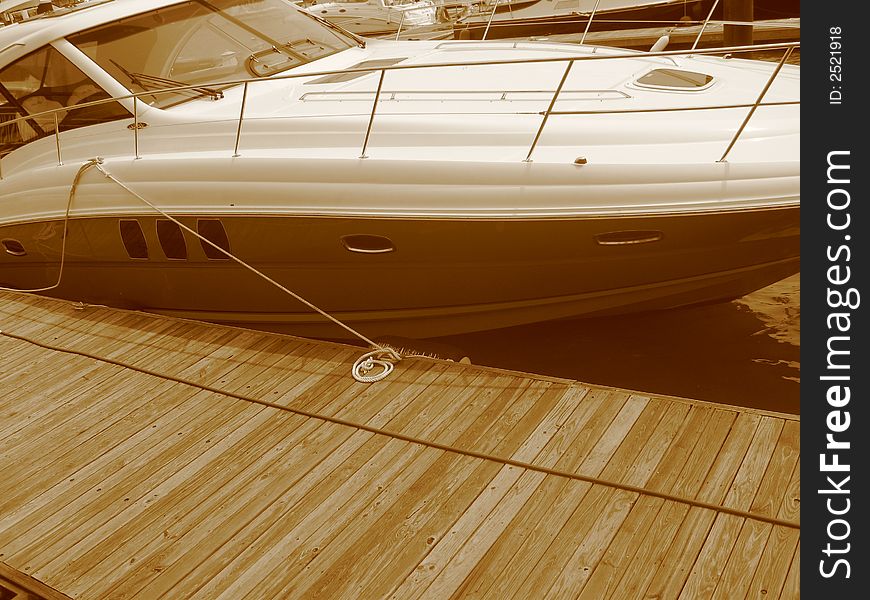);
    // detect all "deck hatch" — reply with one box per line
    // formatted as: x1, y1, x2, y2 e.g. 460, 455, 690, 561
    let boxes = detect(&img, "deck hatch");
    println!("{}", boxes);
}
156, 220, 187, 260
197, 219, 230, 260
119, 220, 148, 259
635, 69, 714, 90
